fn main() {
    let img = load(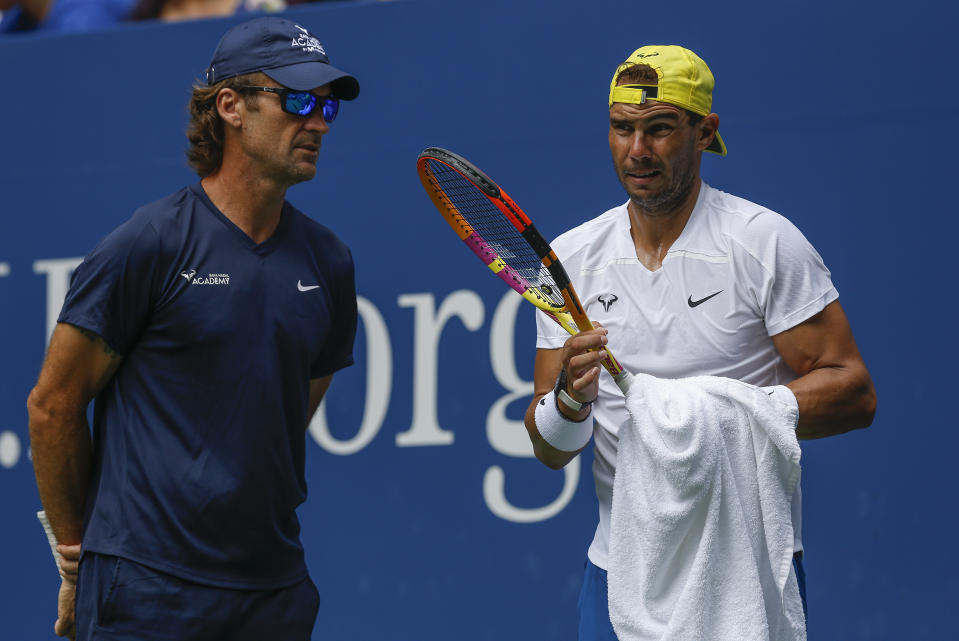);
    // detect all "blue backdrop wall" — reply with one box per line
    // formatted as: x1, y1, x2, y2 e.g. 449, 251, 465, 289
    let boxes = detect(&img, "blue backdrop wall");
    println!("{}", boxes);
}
1, 1, 957, 639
